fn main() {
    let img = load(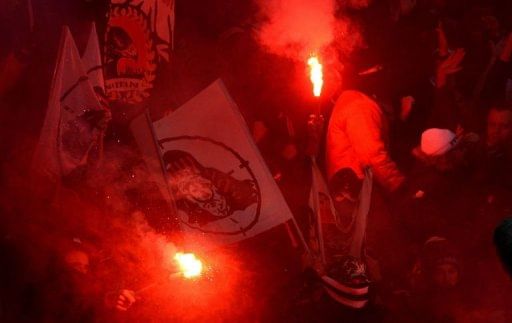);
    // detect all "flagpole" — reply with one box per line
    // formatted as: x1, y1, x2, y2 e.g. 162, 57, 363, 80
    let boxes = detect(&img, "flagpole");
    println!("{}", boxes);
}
283, 221, 299, 248
288, 209, 313, 258
144, 110, 179, 216
278, 112, 312, 258
310, 156, 327, 265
